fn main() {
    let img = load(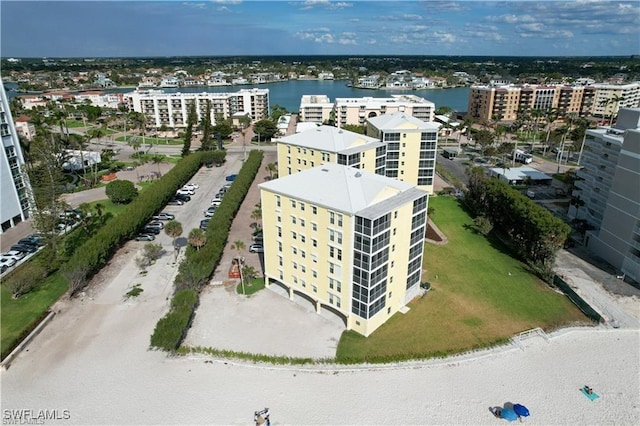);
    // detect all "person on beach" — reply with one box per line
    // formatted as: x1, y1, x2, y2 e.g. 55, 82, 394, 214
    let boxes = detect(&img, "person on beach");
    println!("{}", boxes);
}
490, 407, 502, 418
584, 385, 594, 395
